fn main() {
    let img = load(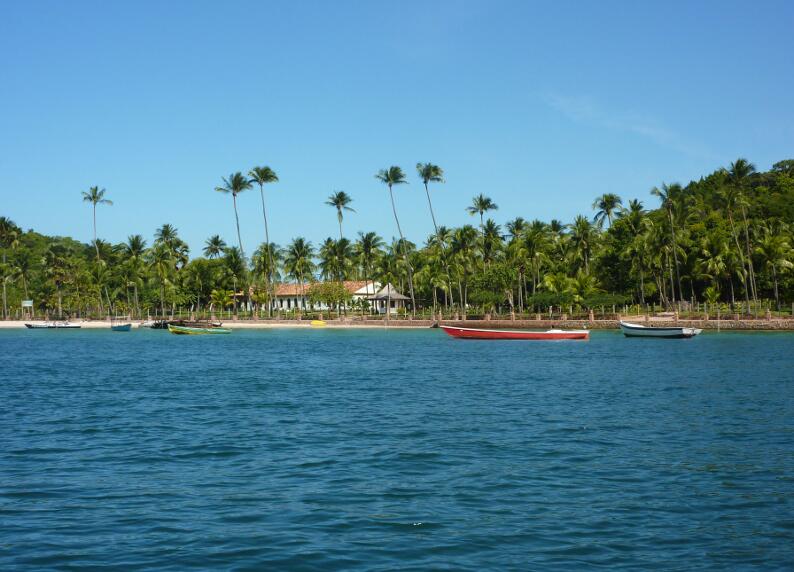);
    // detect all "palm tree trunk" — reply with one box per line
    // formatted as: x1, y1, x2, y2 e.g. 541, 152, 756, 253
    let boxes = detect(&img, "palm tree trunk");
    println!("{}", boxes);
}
232, 194, 245, 260
424, 182, 454, 309
639, 269, 645, 305
93, 205, 100, 260
727, 210, 749, 307
1, 249, 6, 319
740, 205, 757, 302
668, 208, 680, 302
772, 264, 779, 310
388, 184, 416, 315
259, 184, 273, 317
